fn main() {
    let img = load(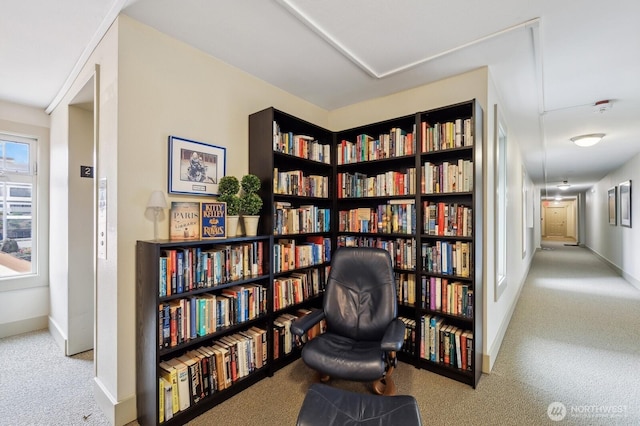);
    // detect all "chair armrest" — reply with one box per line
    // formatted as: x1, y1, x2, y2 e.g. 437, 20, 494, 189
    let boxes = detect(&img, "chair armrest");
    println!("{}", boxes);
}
381, 318, 406, 352
291, 309, 326, 337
